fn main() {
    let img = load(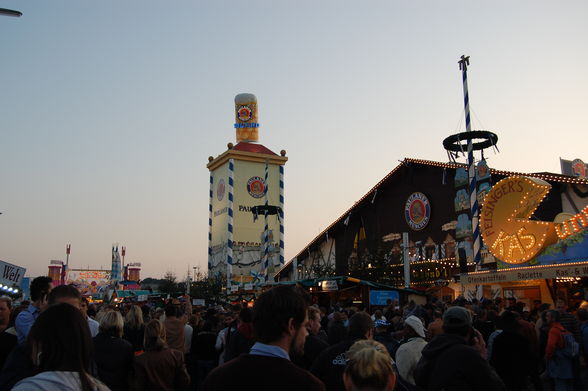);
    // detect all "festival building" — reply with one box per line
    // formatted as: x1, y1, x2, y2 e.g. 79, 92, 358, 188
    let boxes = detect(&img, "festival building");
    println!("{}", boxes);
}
275, 157, 588, 308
